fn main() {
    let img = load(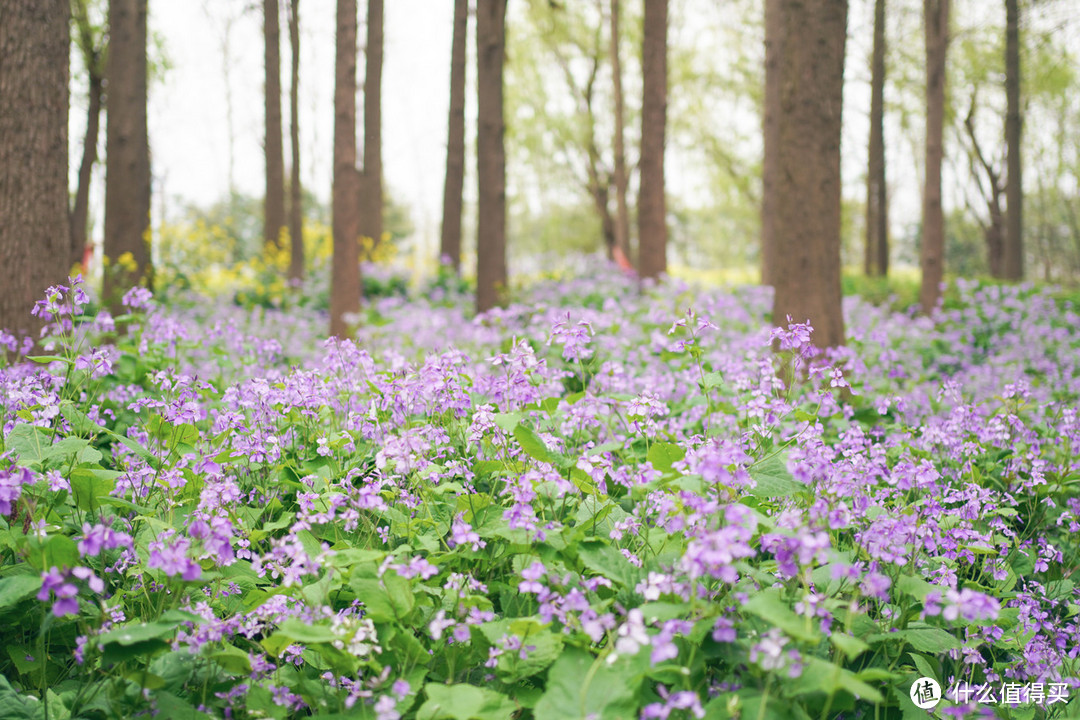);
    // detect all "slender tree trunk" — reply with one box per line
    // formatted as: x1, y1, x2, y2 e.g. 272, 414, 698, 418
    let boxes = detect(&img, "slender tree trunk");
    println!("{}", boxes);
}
865, 0, 888, 277
287, 0, 304, 281
71, 0, 105, 272
72, 73, 103, 271
359, 0, 383, 258
638, 0, 668, 281
920, 0, 948, 313
476, 0, 508, 313
1003, 0, 1023, 280
104, 0, 152, 312
0, 0, 70, 339
609, 0, 631, 265
264, 0, 286, 252
761, 0, 782, 286
768, 0, 847, 350
331, 0, 361, 337
440, 0, 468, 274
